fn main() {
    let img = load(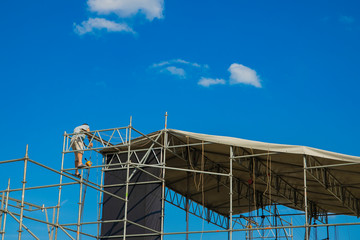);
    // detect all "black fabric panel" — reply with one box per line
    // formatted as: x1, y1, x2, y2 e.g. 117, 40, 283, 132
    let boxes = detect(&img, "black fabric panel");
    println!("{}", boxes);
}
101, 150, 162, 240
